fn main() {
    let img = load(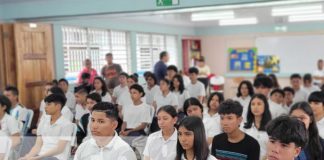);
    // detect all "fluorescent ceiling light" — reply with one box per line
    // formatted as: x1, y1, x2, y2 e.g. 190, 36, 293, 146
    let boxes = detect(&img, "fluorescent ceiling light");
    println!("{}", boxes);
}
272, 4, 323, 16
289, 13, 324, 22
191, 11, 234, 21
219, 17, 258, 26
